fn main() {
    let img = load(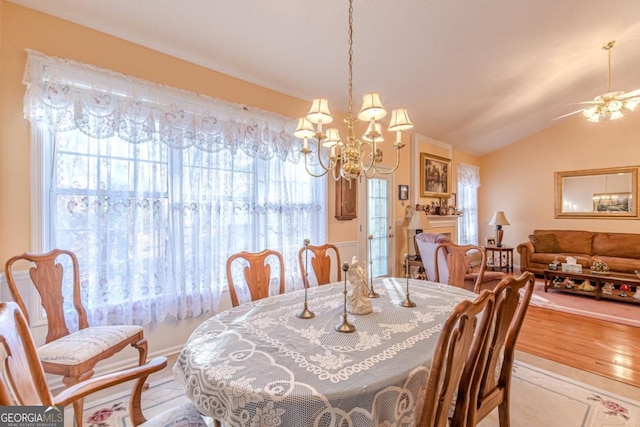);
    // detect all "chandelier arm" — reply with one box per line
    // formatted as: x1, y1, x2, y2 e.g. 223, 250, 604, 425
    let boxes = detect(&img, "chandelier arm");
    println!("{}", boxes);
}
314, 139, 338, 172
303, 154, 330, 178
359, 140, 376, 172
370, 151, 402, 176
